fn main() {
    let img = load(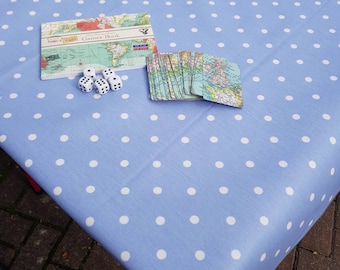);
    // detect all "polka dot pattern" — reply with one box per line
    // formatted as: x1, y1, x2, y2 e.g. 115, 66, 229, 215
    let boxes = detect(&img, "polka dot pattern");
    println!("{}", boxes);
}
0, 1, 339, 270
